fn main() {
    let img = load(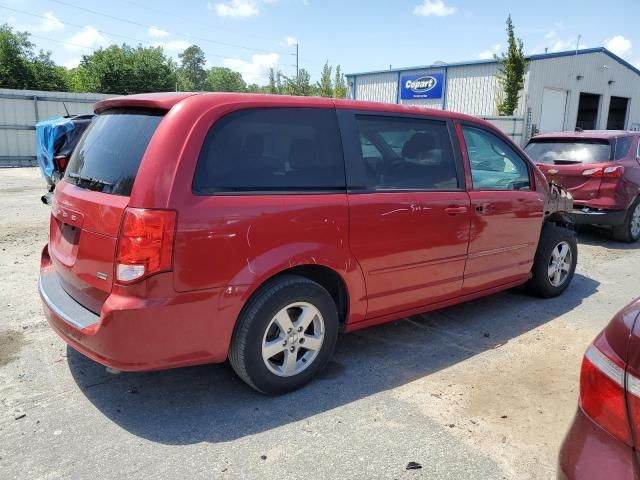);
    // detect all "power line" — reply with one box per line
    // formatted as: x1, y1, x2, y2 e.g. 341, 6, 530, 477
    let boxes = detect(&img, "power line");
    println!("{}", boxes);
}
1, 4, 296, 72
117, 0, 295, 51
50, 0, 290, 55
